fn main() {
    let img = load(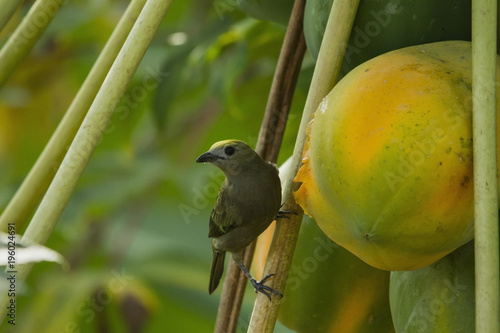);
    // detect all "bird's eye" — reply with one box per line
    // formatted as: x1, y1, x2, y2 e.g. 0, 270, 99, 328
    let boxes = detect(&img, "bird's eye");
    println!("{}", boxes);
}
225, 146, 236, 156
